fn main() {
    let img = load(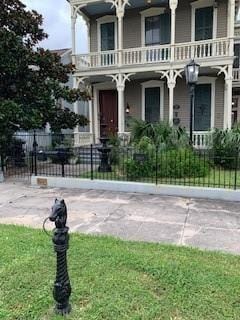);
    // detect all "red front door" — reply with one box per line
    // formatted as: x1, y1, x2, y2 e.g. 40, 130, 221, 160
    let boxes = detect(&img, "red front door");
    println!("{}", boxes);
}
99, 90, 118, 136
